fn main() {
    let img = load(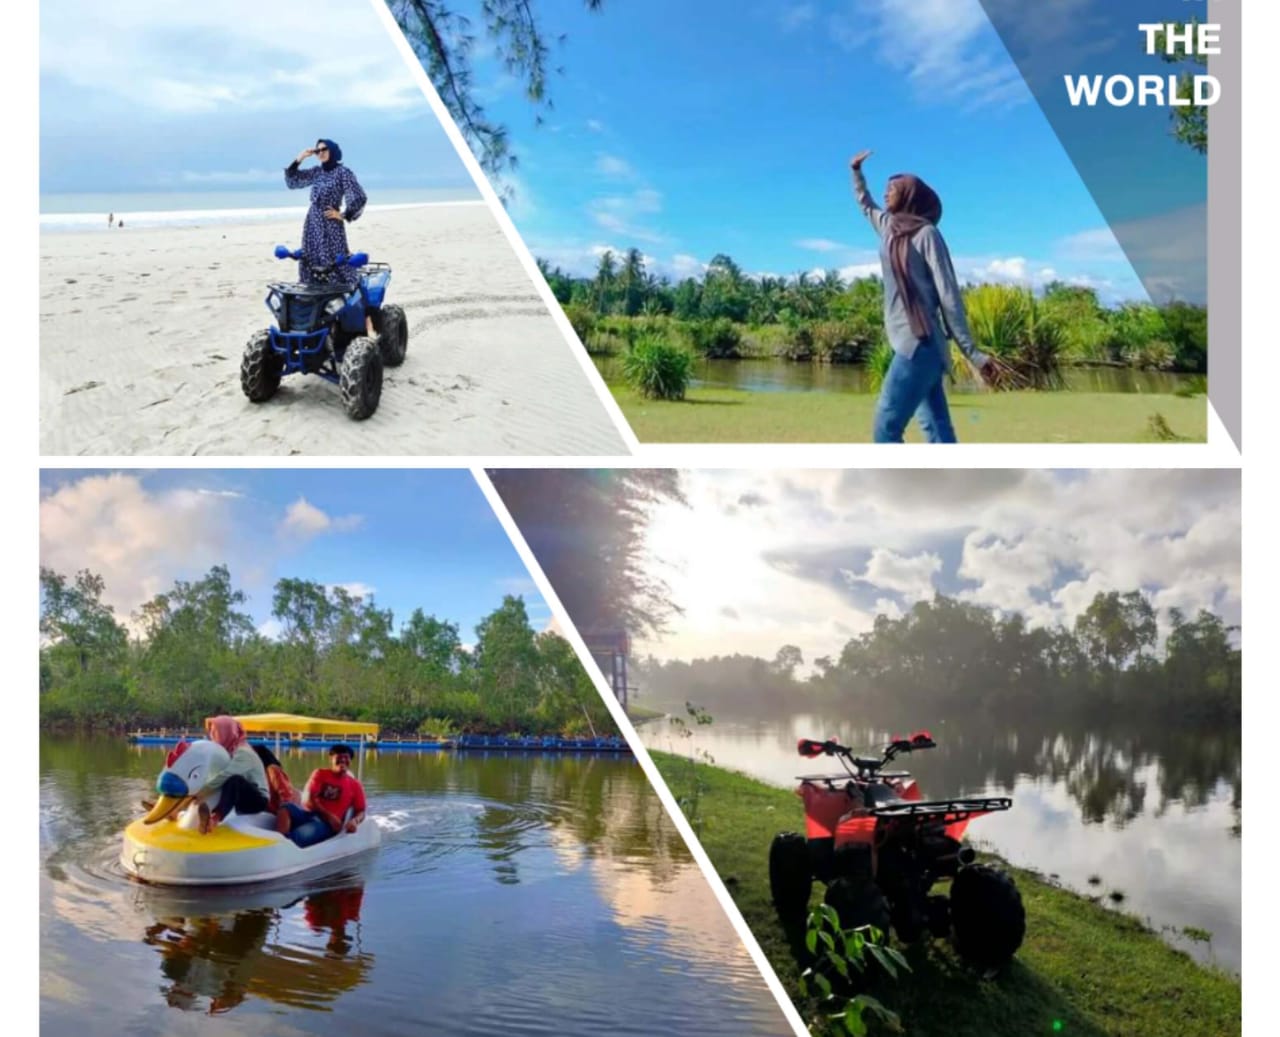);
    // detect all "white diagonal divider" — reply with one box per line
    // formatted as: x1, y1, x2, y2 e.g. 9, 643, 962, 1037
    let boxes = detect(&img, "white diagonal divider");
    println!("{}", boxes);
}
471, 465, 812, 1037
367, 0, 641, 457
